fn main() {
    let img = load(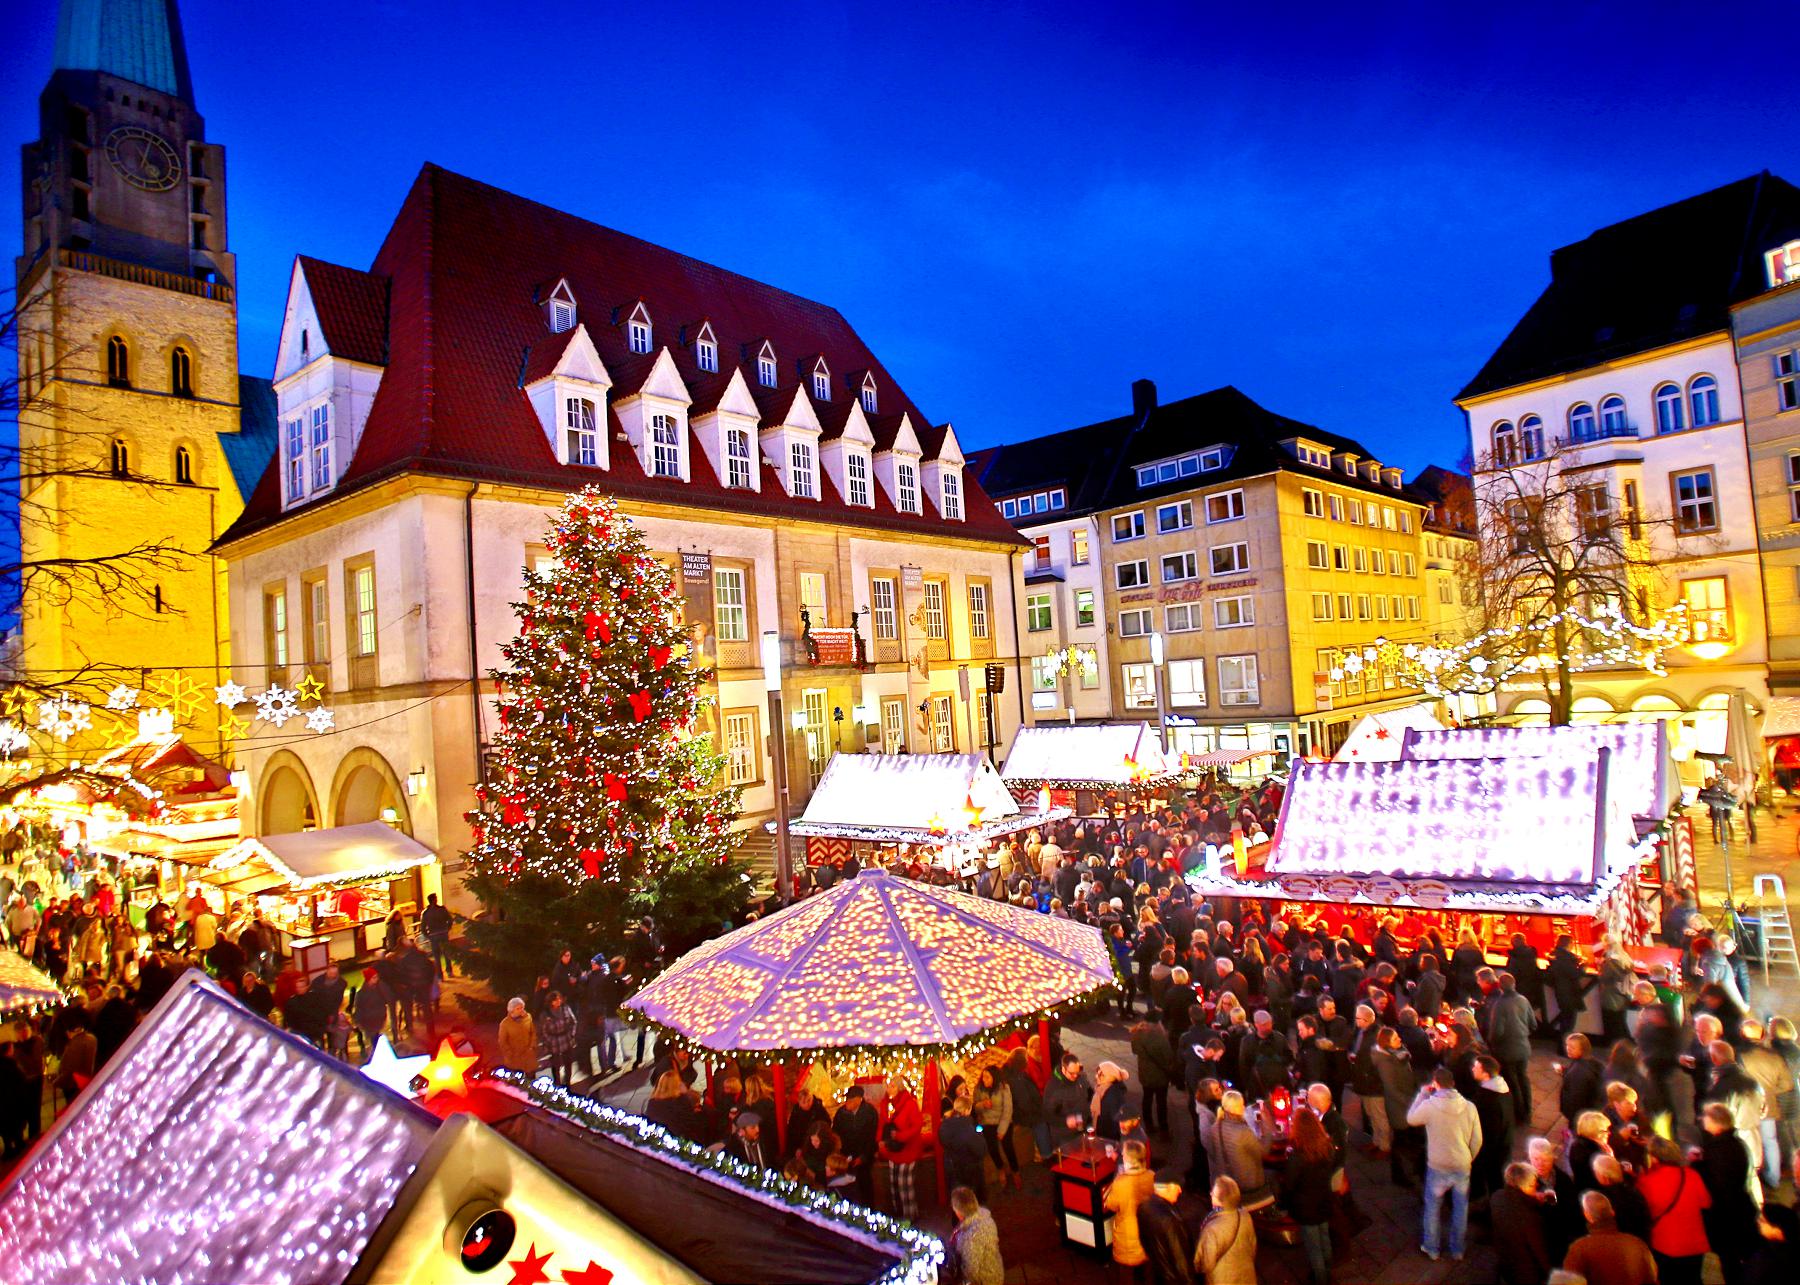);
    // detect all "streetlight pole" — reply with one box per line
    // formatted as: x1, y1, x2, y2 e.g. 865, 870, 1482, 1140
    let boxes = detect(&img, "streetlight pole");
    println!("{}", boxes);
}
762, 630, 793, 904
1150, 630, 1169, 753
